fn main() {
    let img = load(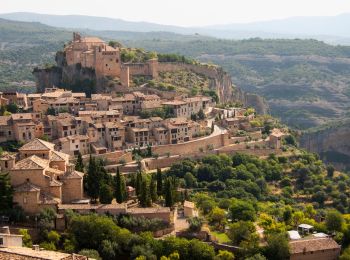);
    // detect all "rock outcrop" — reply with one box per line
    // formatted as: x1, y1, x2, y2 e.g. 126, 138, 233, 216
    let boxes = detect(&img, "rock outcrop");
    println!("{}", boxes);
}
33, 51, 269, 113
300, 121, 350, 170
